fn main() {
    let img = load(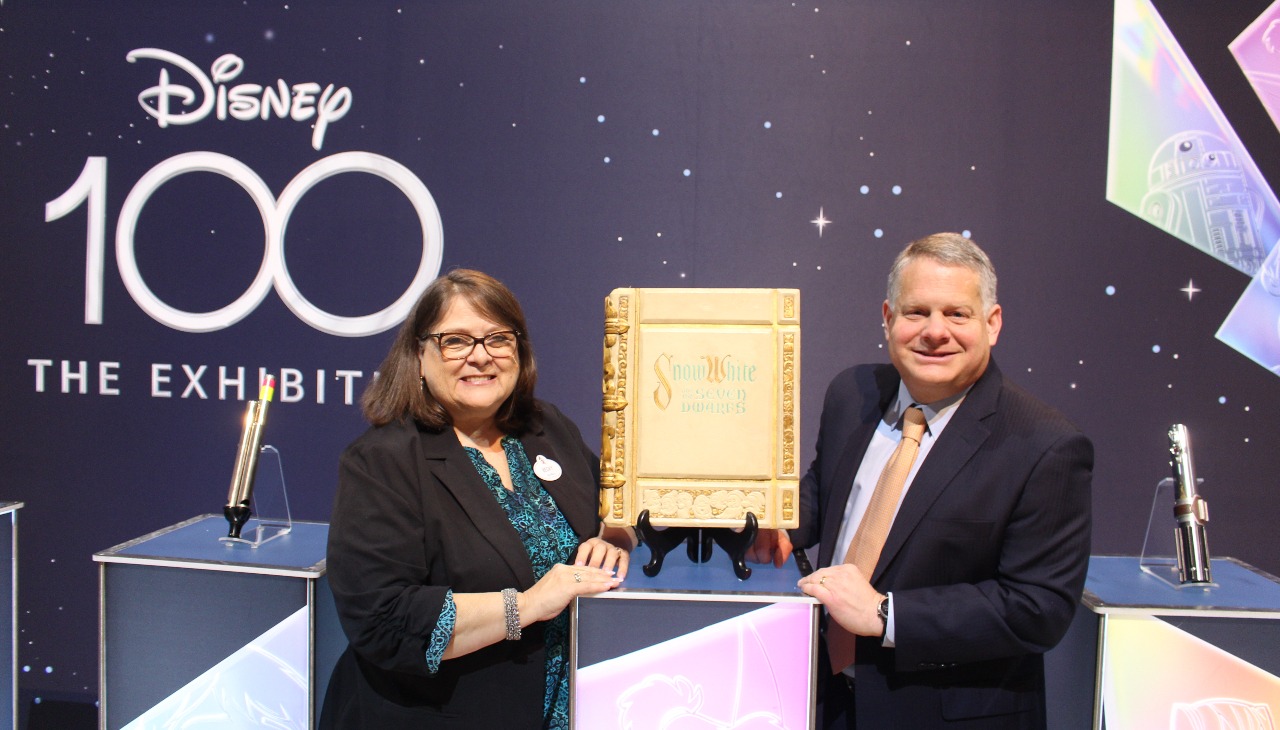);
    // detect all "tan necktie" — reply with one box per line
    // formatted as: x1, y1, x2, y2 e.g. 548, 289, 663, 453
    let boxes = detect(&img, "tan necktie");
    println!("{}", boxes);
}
827, 406, 927, 674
